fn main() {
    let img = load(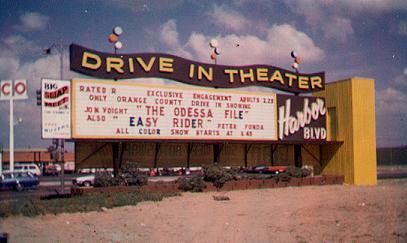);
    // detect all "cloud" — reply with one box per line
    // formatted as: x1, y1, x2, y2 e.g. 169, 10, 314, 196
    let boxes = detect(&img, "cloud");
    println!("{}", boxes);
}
376, 70, 407, 146
338, 0, 407, 14
2, 35, 40, 55
285, 1, 355, 42
158, 20, 192, 59
0, 34, 48, 79
266, 24, 325, 63
157, 19, 324, 68
285, 0, 407, 42
15, 12, 49, 32
106, 0, 185, 12
159, 20, 180, 49
321, 16, 354, 42
182, 24, 324, 67
376, 69, 407, 114
376, 68, 407, 147
207, 5, 251, 32
206, 5, 268, 34
0, 55, 20, 79
286, 0, 407, 17
398, 21, 407, 37
376, 87, 407, 114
